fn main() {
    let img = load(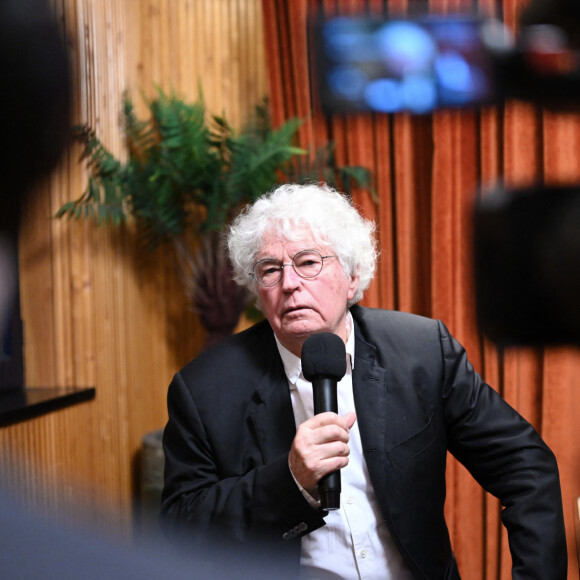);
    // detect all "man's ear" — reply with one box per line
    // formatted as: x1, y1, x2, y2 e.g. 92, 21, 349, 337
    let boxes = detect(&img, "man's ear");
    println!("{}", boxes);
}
347, 272, 360, 302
